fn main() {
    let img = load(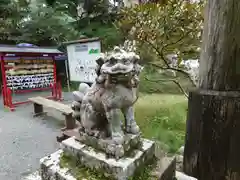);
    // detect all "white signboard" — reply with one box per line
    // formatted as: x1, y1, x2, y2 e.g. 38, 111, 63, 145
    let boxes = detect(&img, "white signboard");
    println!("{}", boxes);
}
66, 40, 101, 83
